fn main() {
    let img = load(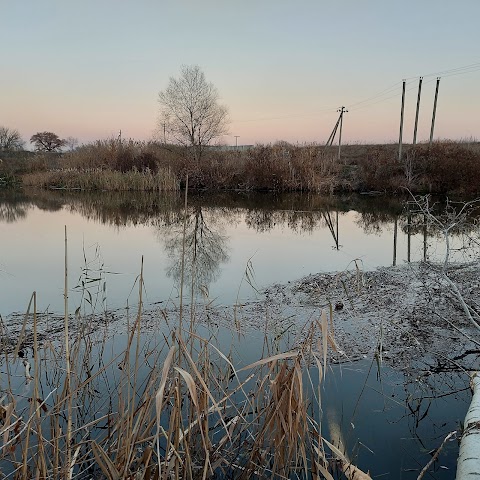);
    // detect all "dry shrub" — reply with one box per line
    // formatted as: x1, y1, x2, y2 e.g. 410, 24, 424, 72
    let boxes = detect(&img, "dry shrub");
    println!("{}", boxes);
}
355, 141, 480, 194
11, 138, 480, 193
413, 142, 480, 194
66, 139, 168, 173
355, 146, 404, 192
